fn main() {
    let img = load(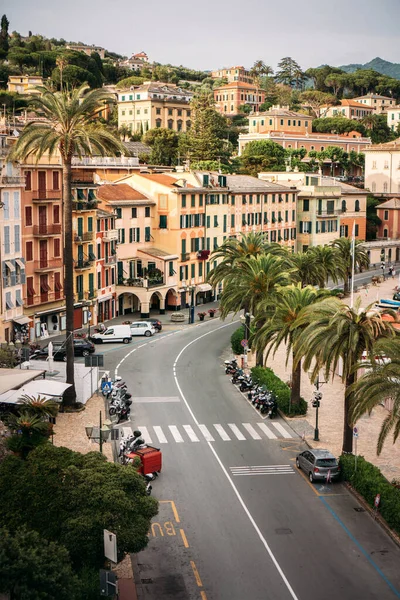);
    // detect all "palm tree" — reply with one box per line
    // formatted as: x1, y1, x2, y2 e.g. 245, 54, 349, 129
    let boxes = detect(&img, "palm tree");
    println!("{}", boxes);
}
9, 85, 125, 405
293, 297, 395, 453
349, 337, 400, 454
56, 55, 69, 89
18, 394, 59, 419
307, 245, 344, 288
254, 284, 329, 407
361, 113, 380, 132
331, 238, 369, 294
250, 61, 274, 111
5, 412, 51, 459
287, 251, 325, 287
